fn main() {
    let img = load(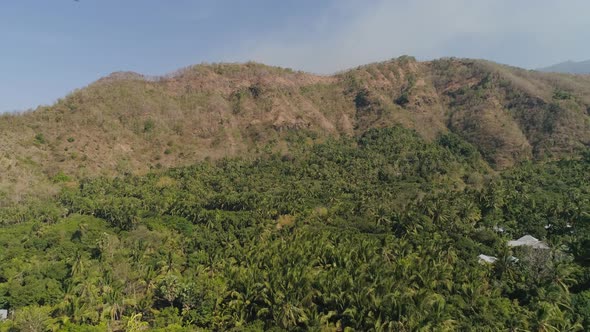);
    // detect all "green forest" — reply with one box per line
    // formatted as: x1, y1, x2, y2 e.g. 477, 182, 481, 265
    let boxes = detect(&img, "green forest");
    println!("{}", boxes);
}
1, 127, 589, 331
